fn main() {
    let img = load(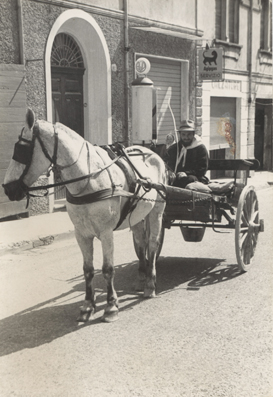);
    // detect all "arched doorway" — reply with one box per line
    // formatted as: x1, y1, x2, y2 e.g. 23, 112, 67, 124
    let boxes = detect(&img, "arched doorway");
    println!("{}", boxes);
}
51, 33, 85, 137
45, 9, 112, 212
